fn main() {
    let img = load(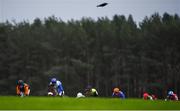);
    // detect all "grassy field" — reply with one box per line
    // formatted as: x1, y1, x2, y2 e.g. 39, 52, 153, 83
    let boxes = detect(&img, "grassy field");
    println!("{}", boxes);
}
0, 96, 180, 110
